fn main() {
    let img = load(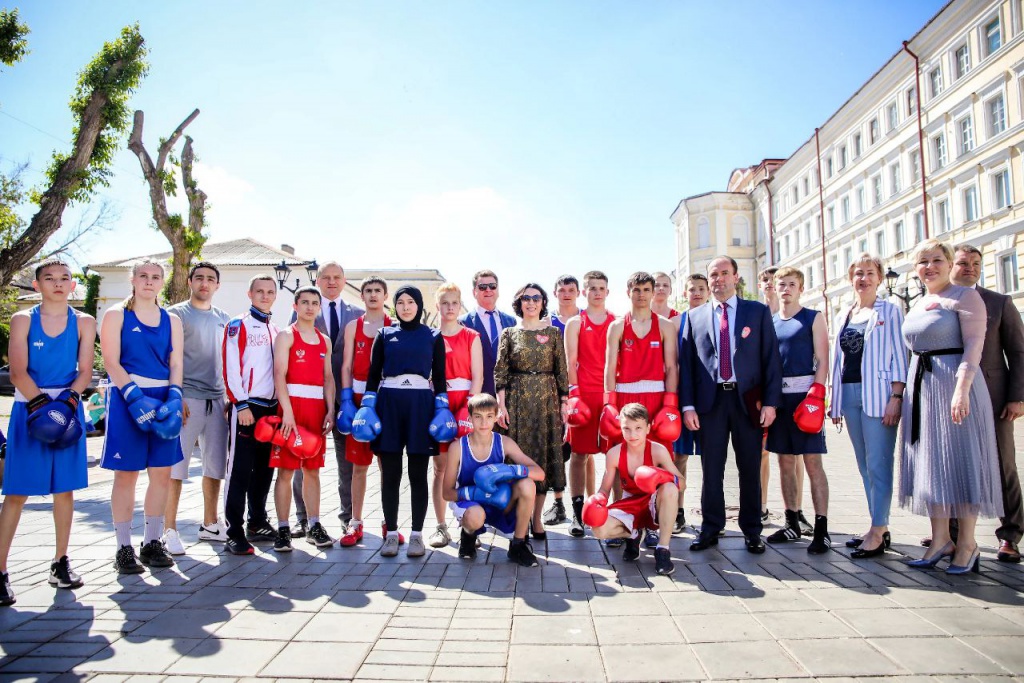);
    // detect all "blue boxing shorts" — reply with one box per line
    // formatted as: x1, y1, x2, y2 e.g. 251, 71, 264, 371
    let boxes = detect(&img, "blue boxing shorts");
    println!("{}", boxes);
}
372, 383, 437, 456
3, 389, 88, 496
450, 500, 518, 536
100, 381, 184, 471
673, 426, 701, 457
